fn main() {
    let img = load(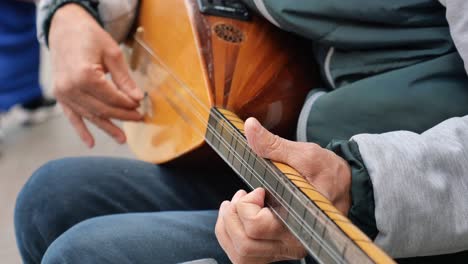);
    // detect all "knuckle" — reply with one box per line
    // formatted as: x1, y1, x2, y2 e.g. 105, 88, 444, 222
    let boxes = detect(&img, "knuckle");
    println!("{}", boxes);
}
268, 135, 282, 151
87, 114, 99, 122
261, 134, 282, 157
117, 74, 132, 87
76, 64, 102, 85
77, 64, 94, 78
236, 241, 254, 257
93, 111, 104, 119
107, 47, 124, 61
305, 143, 321, 156
214, 222, 222, 239
244, 222, 262, 239
89, 73, 107, 87
53, 79, 72, 97
98, 109, 111, 117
